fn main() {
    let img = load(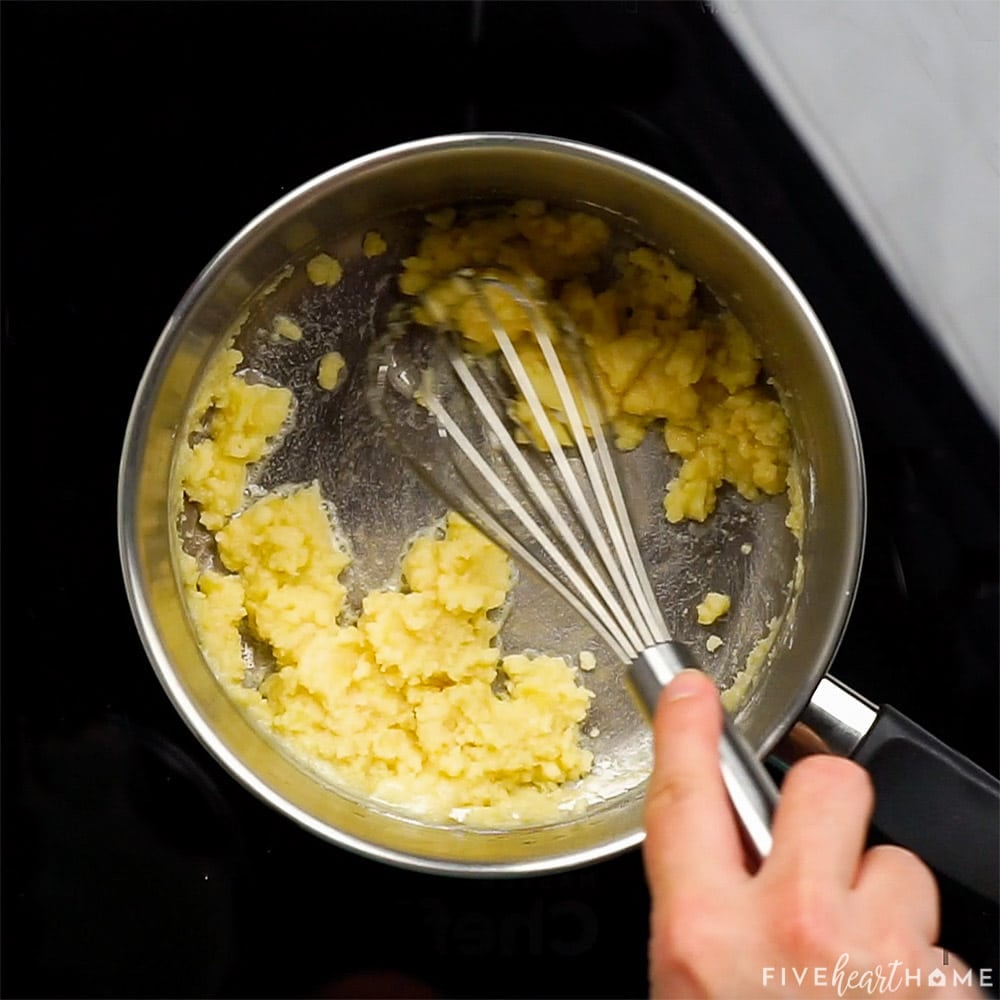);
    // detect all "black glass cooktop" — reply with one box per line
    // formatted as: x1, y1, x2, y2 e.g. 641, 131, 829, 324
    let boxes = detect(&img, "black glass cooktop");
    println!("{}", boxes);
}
3, 4, 996, 997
